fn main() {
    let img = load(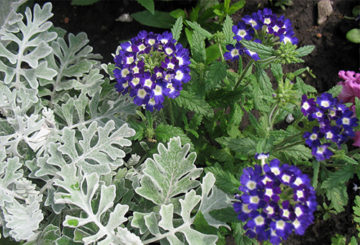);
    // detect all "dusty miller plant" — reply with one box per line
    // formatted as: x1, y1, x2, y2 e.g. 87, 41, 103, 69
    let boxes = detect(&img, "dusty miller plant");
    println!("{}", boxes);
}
0, 1, 230, 244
